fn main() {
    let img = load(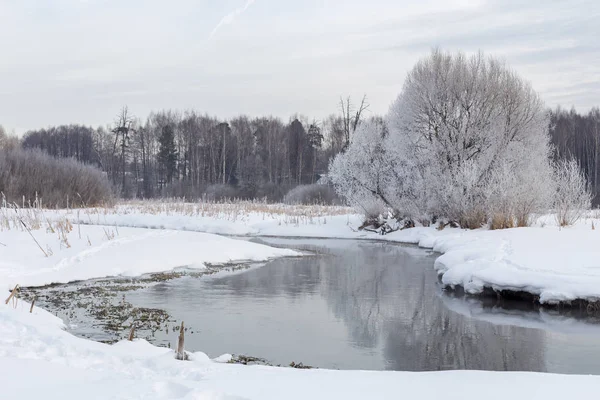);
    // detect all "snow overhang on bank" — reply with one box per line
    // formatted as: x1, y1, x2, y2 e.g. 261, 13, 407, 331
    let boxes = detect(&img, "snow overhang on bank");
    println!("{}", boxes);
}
0, 225, 299, 289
